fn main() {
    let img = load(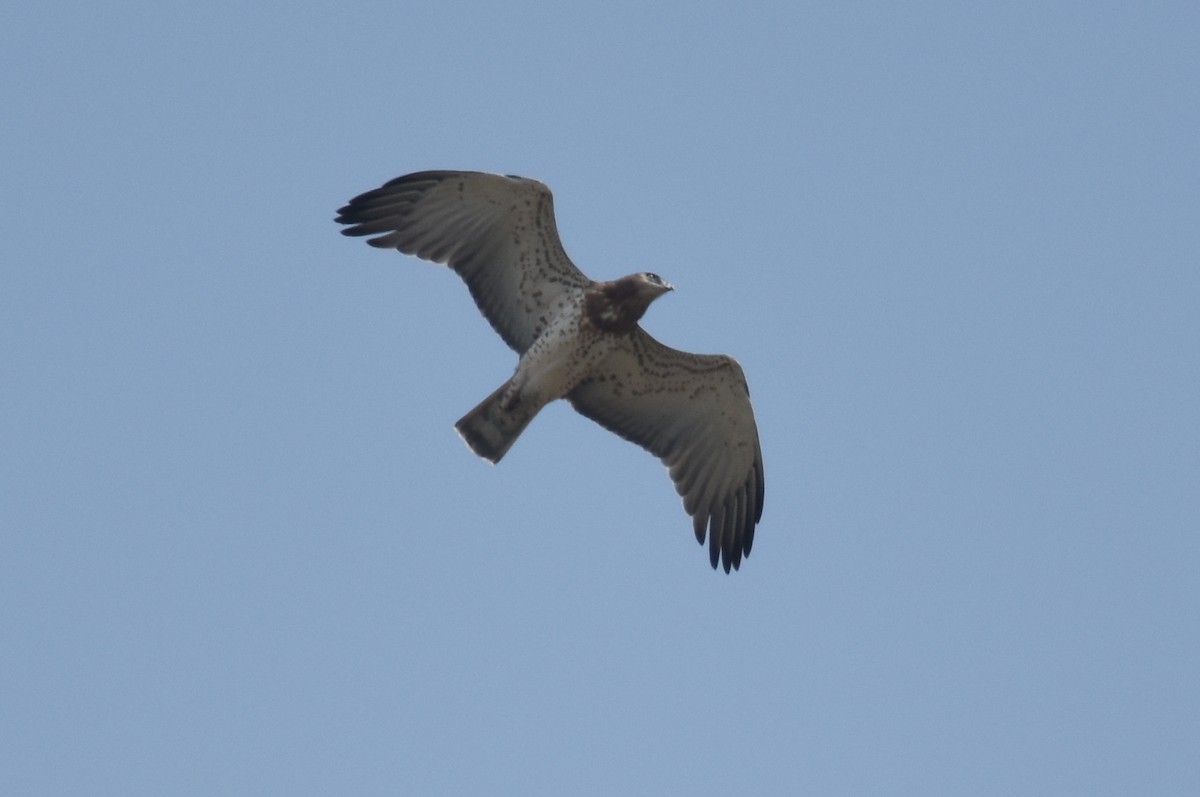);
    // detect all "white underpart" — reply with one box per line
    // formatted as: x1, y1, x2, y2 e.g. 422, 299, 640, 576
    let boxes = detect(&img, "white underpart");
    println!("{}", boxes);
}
509, 295, 615, 407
